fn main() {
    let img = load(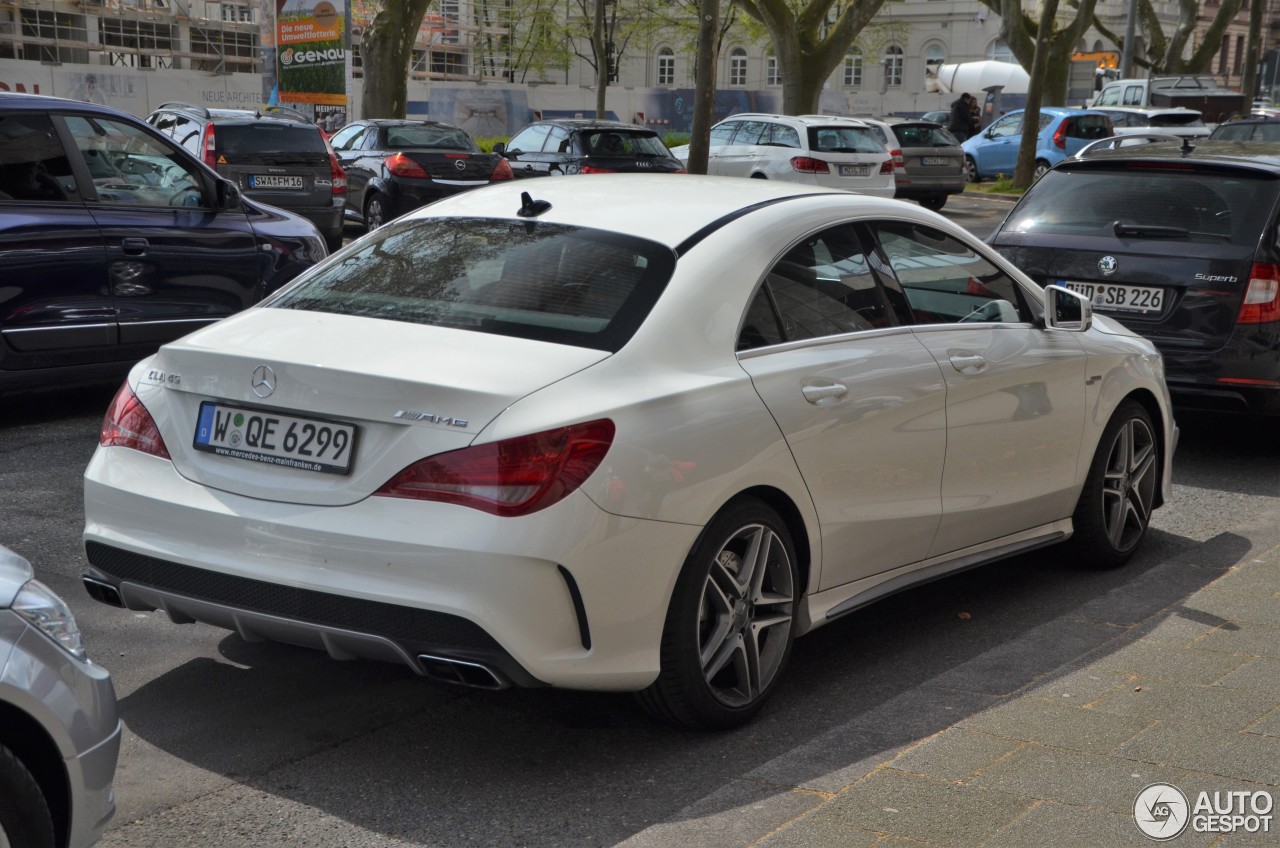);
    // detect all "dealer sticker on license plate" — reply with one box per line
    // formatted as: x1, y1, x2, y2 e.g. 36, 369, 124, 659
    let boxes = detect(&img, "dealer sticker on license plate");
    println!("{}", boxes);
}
839, 164, 871, 177
1059, 281, 1165, 314
193, 402, 356, 474
249, 174, 304, 189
